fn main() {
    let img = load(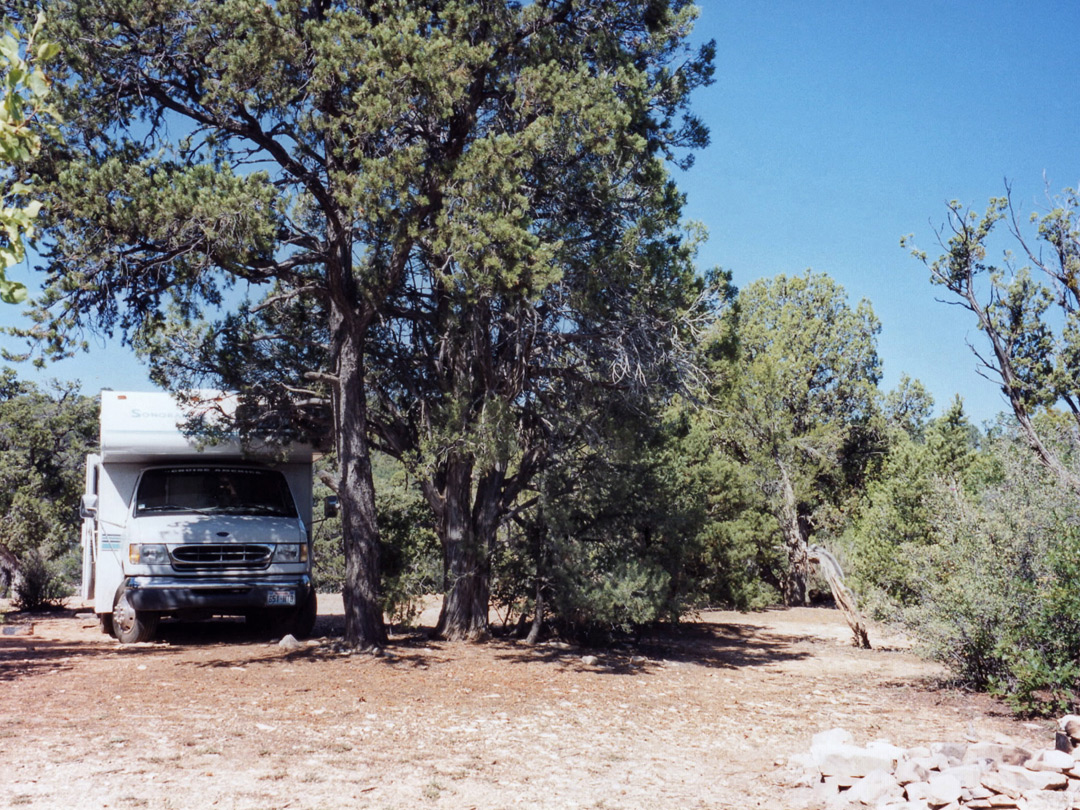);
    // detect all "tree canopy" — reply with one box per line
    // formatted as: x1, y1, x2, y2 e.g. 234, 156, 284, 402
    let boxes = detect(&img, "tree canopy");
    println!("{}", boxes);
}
18, 0, 714, 645
905, 185, 1080, 498
715, 270, 882, 605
